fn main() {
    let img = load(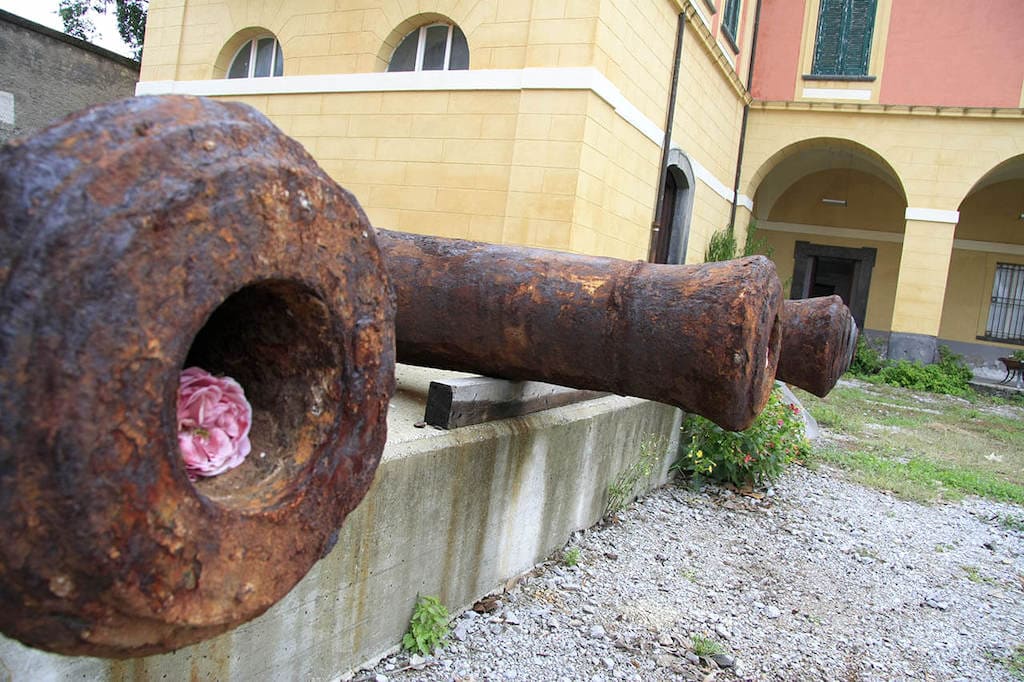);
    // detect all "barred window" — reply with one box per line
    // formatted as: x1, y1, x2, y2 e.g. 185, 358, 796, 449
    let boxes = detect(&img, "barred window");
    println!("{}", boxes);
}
985, 263, 1024, 344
